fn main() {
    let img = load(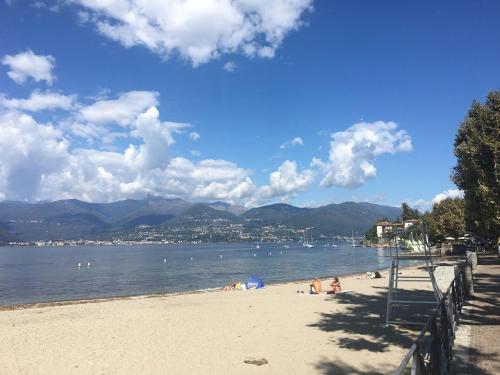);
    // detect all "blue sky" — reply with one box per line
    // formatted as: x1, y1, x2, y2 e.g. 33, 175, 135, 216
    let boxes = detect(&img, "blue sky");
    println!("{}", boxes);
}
0, 0, 499, 209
